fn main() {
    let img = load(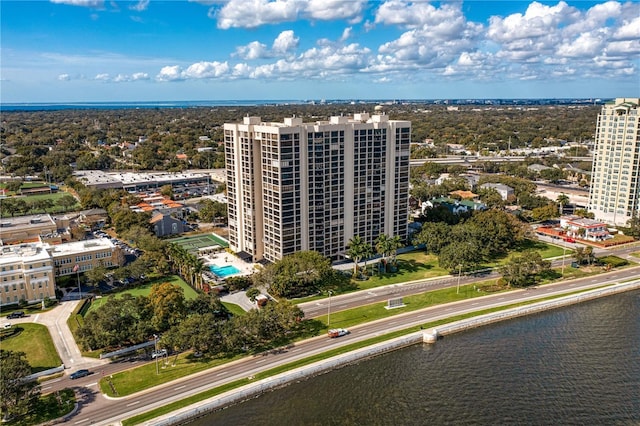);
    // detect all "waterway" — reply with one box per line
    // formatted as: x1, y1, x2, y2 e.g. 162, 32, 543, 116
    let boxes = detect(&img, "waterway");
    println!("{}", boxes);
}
191, 289, 640, 425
